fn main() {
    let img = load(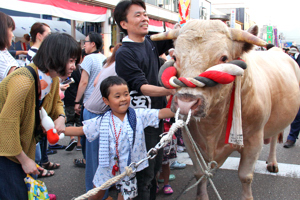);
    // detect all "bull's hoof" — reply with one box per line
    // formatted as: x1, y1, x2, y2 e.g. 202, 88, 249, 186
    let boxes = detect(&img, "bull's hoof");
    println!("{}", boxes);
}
267, 163, 279, 173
